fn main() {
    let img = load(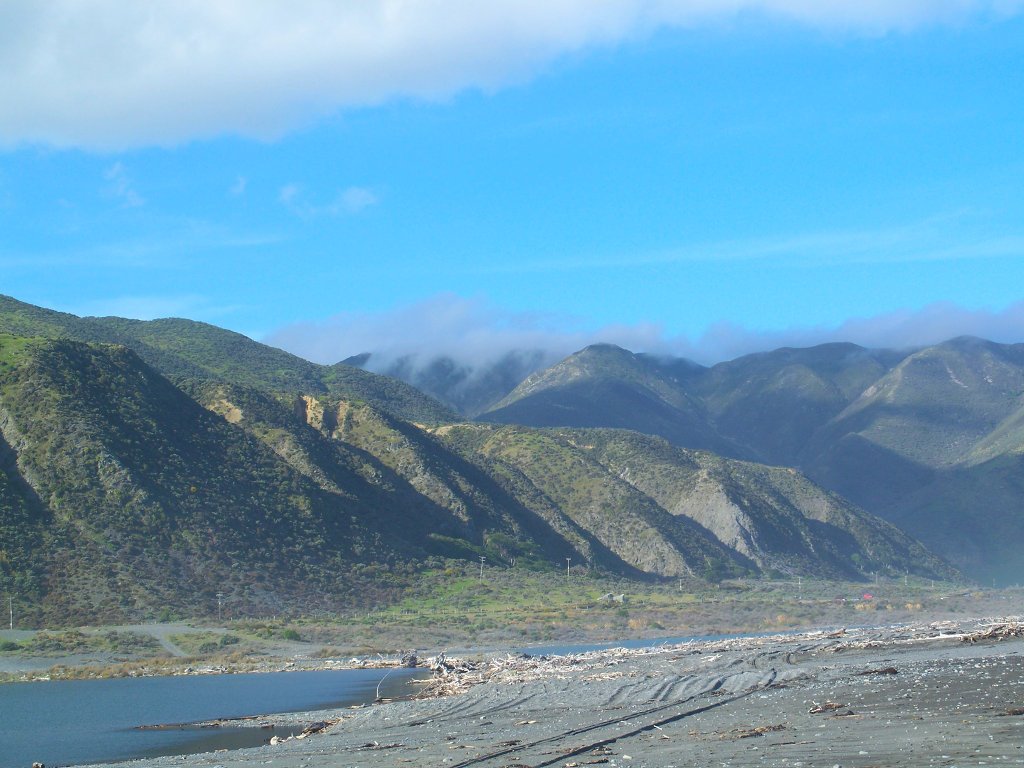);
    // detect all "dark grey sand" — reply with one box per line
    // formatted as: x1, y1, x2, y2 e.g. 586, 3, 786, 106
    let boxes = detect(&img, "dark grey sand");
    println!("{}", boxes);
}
79, 617, 1024, 768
